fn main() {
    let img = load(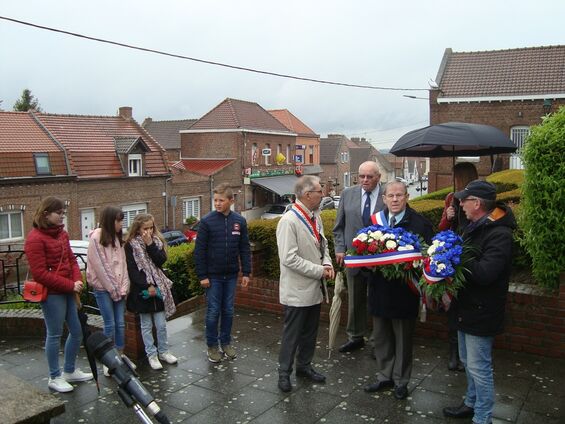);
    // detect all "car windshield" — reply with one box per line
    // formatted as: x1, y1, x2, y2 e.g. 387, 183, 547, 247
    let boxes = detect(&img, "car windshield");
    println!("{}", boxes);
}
267, 205, 287, 214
